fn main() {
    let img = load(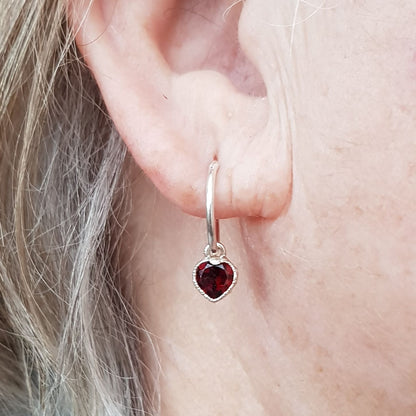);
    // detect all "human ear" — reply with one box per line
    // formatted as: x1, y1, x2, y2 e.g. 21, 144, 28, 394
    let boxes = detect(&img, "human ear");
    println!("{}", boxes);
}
70, 0, 292, 219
